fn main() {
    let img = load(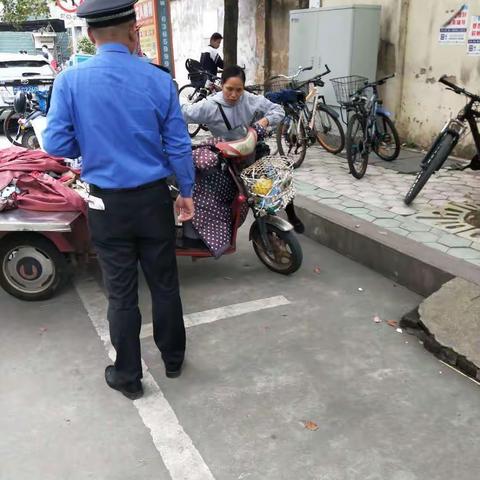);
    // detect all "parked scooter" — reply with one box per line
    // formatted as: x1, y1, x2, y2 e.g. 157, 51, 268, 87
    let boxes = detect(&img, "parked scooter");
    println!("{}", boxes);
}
8, 90, 48, 149
173, 126, 303, 274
